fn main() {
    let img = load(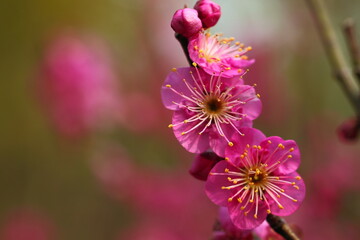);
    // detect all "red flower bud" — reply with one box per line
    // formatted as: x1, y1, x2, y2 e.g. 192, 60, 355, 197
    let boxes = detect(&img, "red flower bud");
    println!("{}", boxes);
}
337, 117, 360, 142
194, 0, 221, 28
171, 8, 202, 37
189, 151, 223, 181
